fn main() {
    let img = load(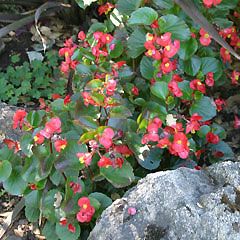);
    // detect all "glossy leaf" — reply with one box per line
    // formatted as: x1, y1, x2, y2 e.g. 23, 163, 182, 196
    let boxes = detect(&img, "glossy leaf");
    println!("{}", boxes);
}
150, 81, 169, 100
0, 160, 12, 182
